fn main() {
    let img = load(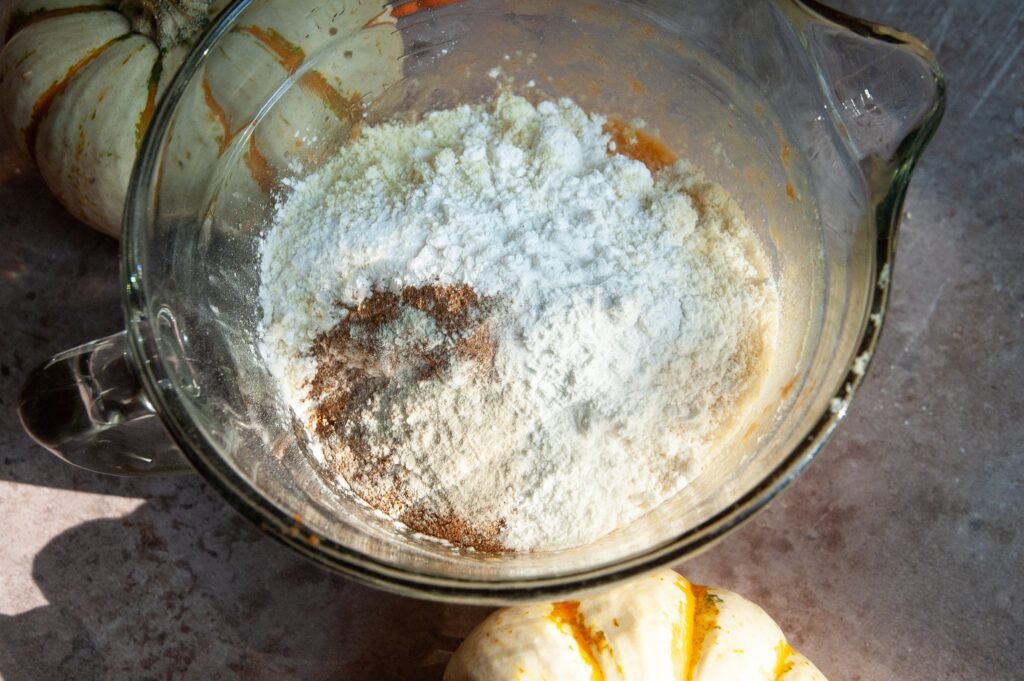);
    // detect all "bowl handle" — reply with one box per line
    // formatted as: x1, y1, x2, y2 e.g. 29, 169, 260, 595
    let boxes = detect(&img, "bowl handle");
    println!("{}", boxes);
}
18, 331, 194, 476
